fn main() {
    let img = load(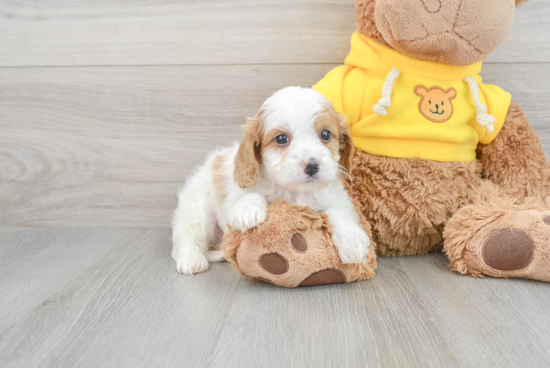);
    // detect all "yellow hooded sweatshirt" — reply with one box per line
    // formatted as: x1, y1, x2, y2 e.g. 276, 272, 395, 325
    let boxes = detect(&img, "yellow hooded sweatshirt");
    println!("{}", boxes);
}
313, 33, 512, 162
